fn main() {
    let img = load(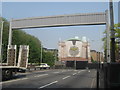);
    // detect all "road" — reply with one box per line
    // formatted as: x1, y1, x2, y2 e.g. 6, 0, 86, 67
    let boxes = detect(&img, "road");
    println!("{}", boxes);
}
1, 69, 96, 89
